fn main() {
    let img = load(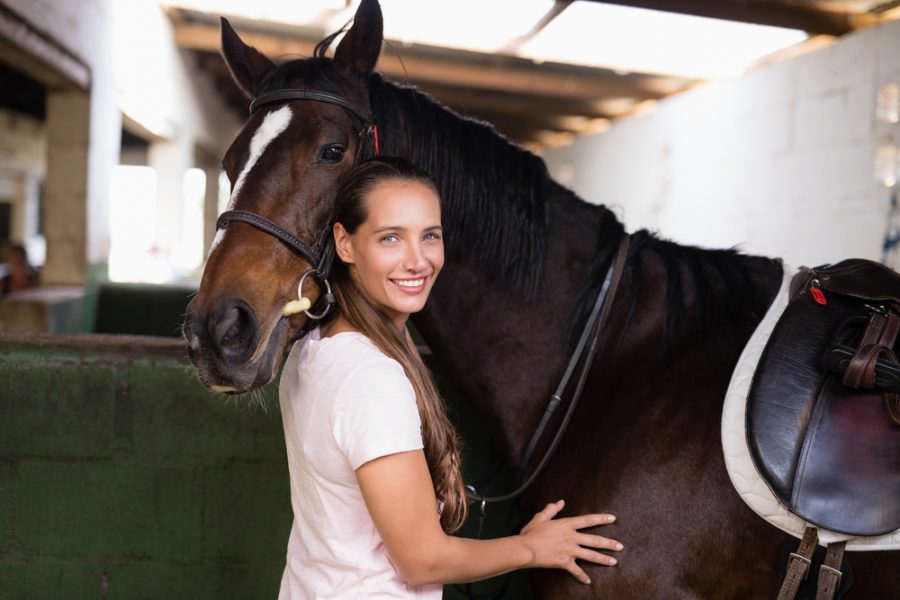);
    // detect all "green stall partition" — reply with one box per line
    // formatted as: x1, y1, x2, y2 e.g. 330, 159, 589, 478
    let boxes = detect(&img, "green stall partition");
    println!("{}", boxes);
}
0, 333, 531, 600
0, 333, 290, 599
